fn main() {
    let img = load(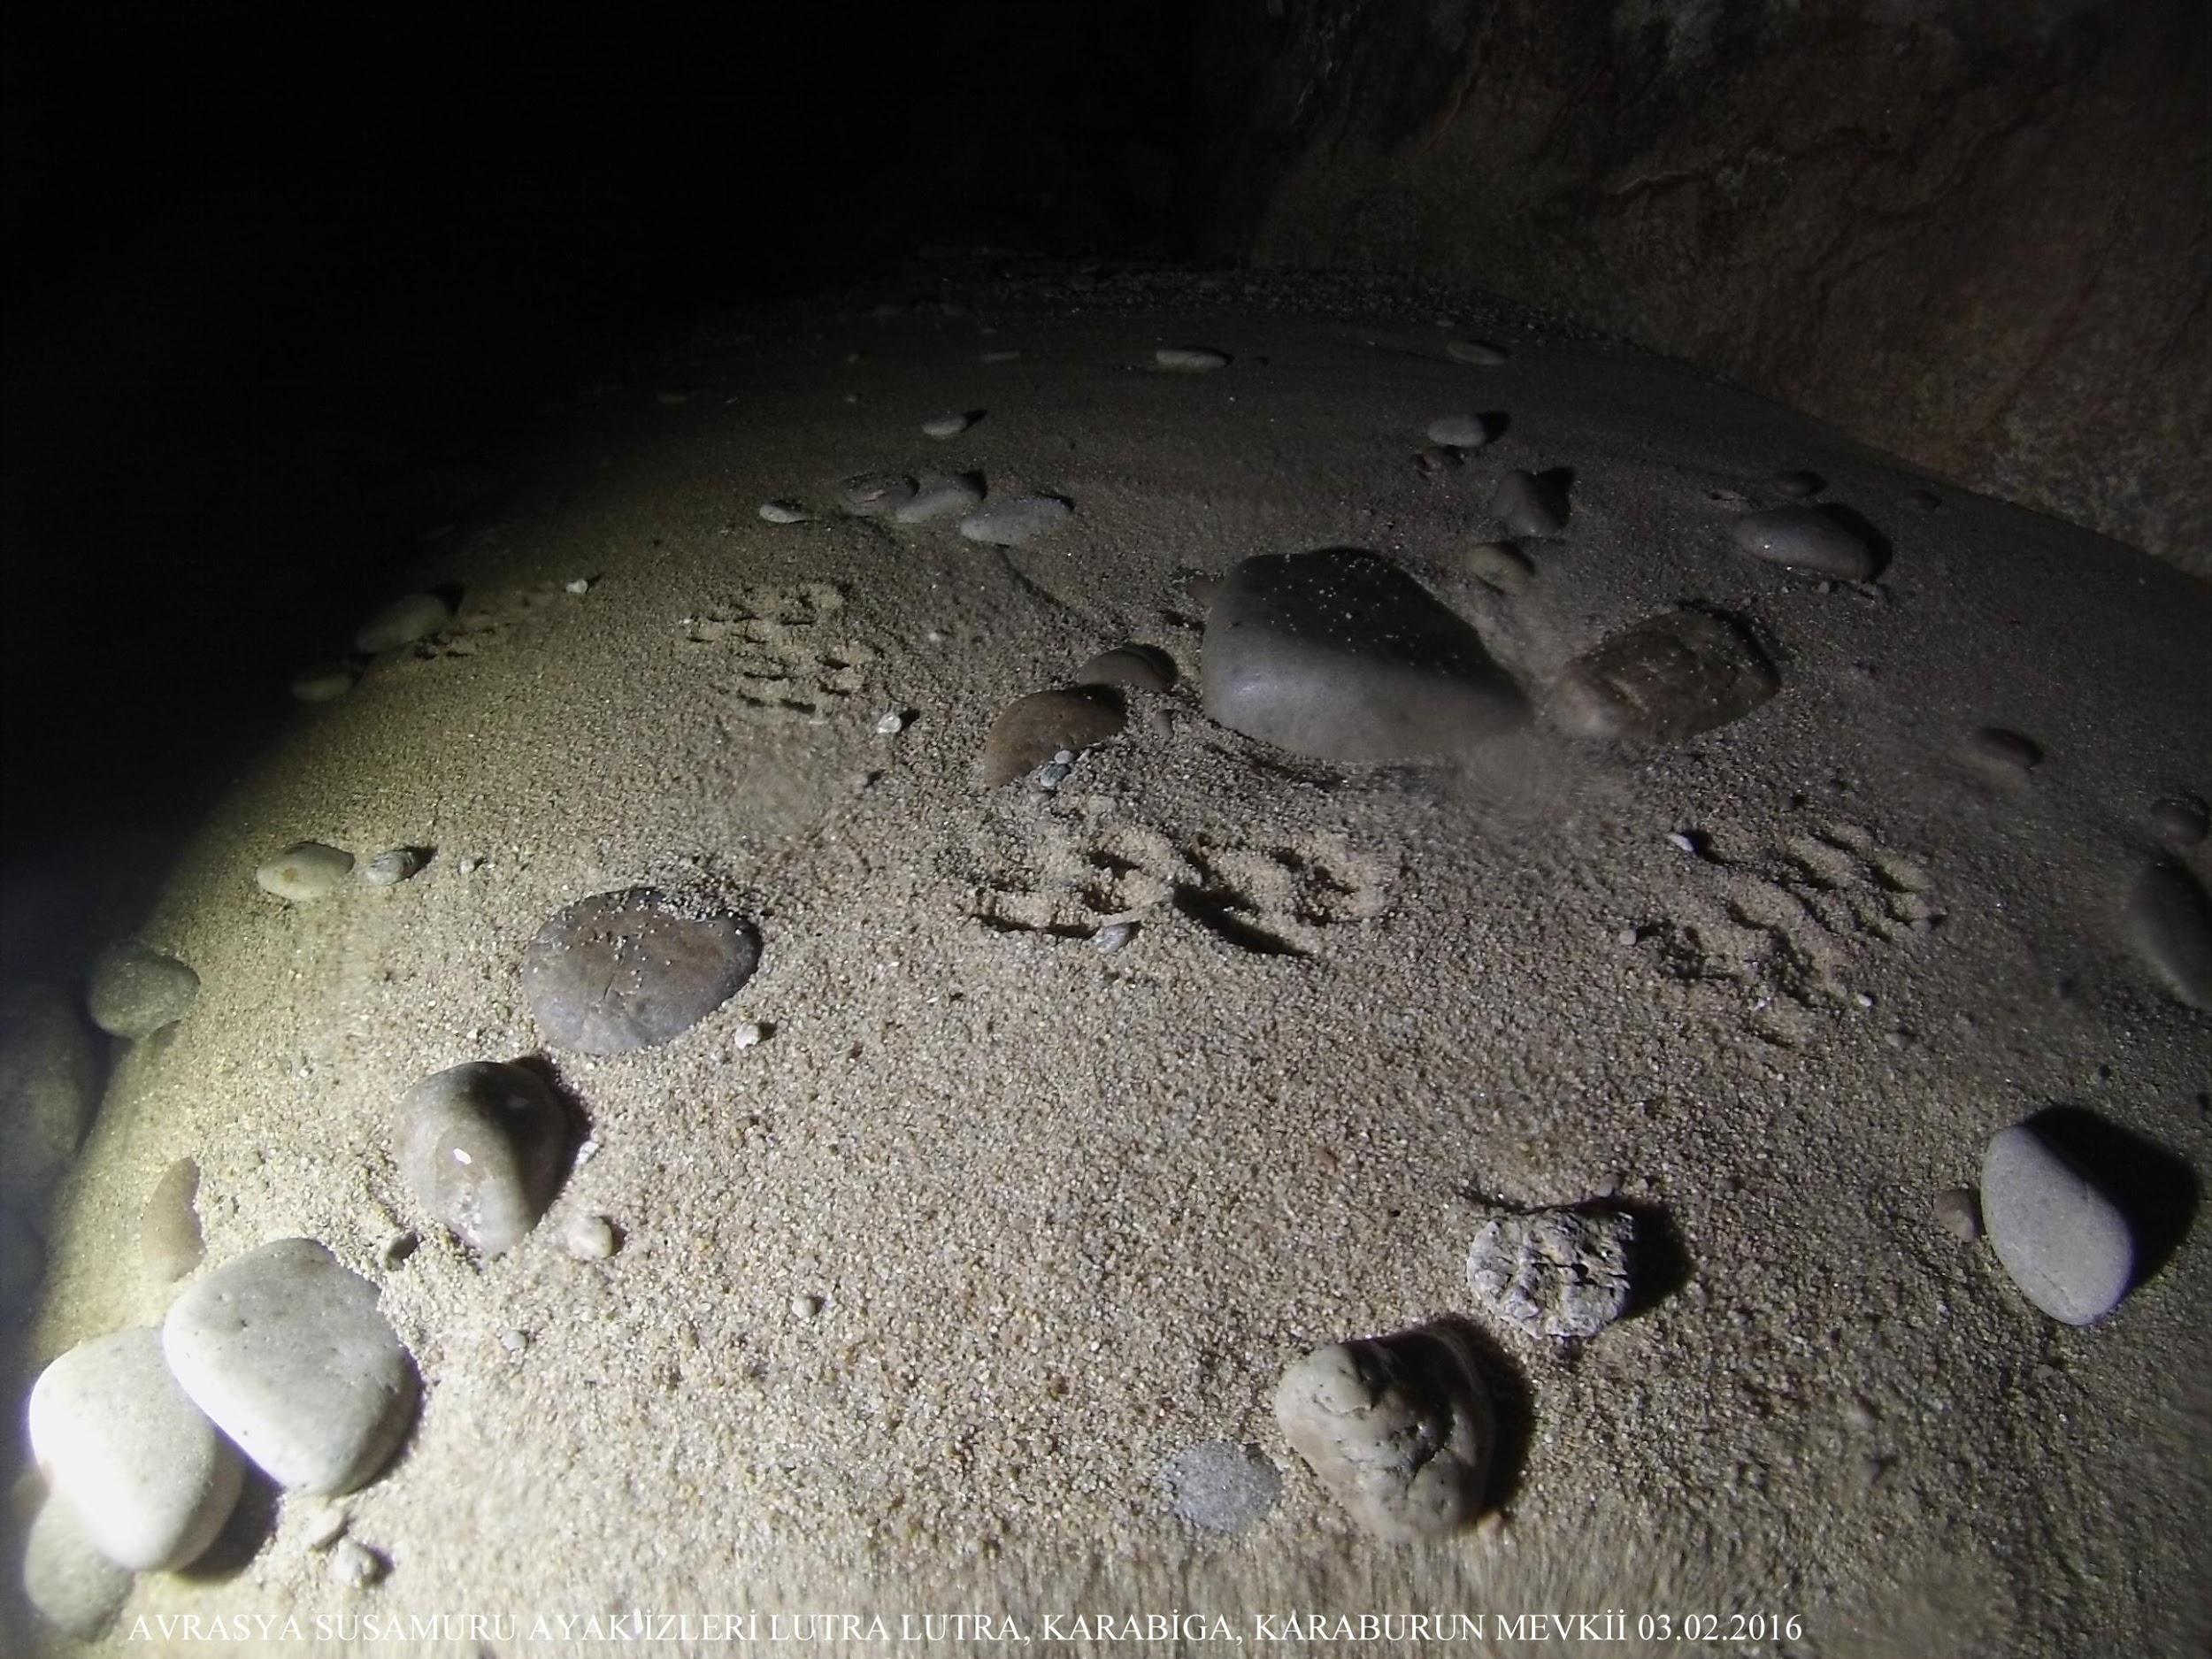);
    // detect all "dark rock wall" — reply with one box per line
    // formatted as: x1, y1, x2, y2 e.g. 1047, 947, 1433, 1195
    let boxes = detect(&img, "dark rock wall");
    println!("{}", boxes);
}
1196, 0, 2211, 574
